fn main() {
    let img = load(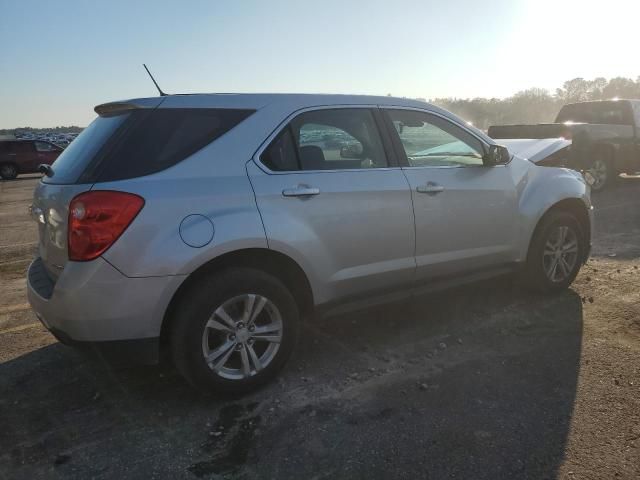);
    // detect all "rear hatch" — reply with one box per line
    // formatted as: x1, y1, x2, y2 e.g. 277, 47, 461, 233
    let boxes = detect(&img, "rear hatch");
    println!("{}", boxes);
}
32, 98, 164, 280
